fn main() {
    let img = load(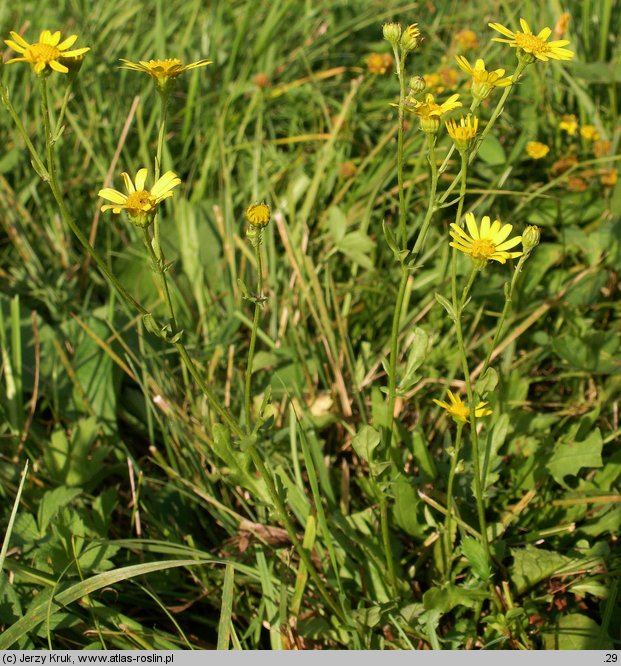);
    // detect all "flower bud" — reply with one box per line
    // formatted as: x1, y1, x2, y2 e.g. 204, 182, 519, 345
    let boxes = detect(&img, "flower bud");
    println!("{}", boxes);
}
246, 202, 271, 228
522, 225, 540, 252
408, 75, 426, 94
400, 23, 421, 52
382, 22, 402, 46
